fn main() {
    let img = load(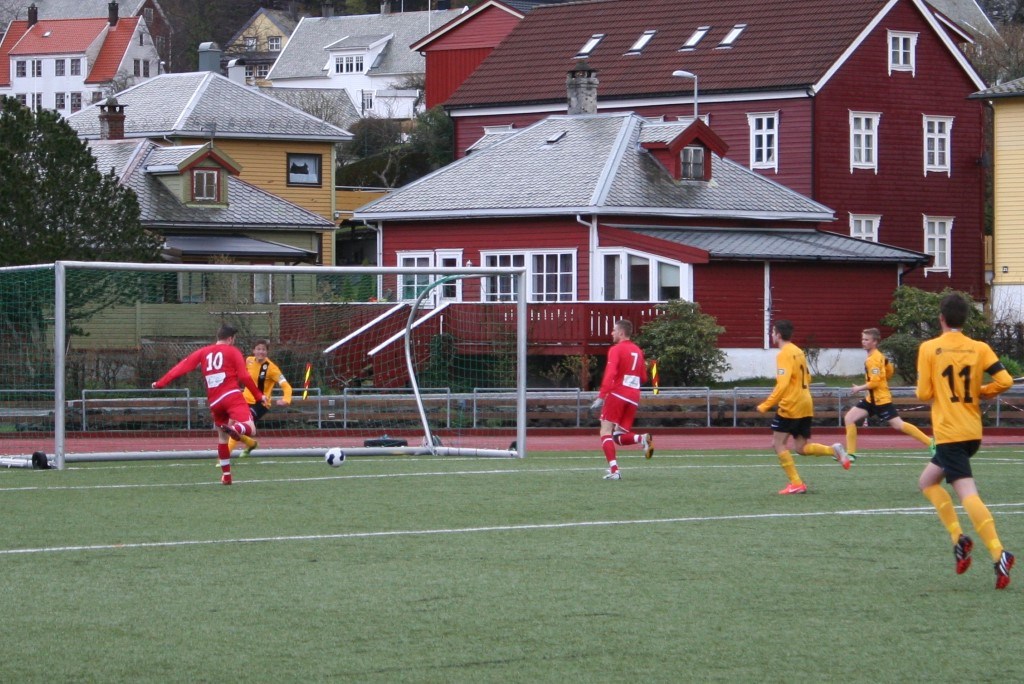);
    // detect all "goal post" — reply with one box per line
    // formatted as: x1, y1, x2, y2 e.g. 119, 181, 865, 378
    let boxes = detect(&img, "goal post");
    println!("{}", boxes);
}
0, 261, 527, 468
